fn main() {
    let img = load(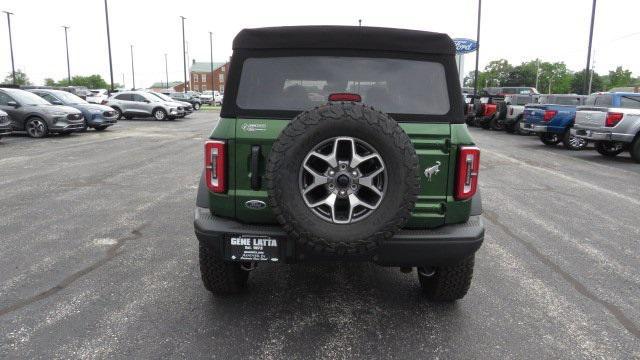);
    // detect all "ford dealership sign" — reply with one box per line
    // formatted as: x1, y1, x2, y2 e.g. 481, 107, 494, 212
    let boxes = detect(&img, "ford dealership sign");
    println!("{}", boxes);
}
453, 38, 478, 54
